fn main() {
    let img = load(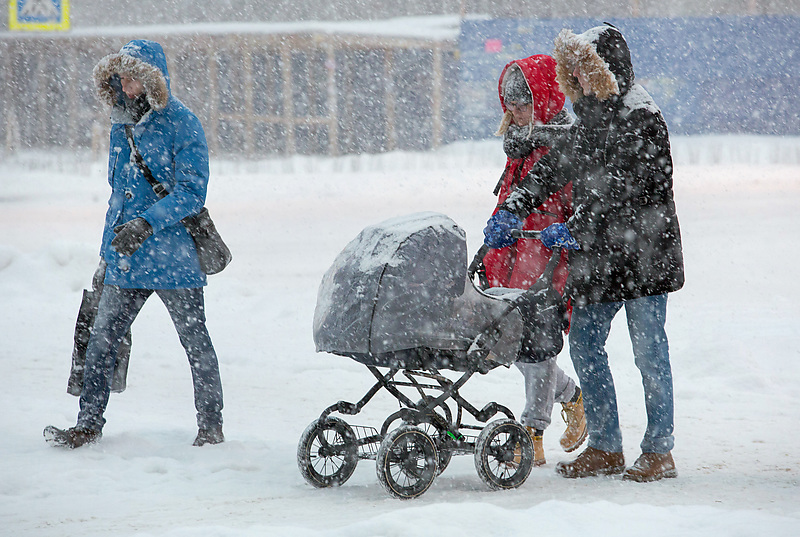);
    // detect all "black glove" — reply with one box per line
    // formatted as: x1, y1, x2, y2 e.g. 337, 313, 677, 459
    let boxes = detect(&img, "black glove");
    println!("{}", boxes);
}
111, 218, 153, 256
468, 244, 490, 290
